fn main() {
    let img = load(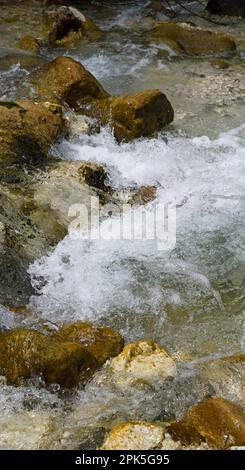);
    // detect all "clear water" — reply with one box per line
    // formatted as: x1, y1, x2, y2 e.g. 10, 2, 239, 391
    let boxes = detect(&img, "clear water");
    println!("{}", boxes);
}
0, 0, 244, 449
